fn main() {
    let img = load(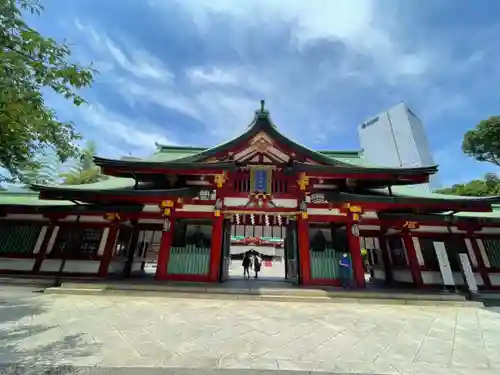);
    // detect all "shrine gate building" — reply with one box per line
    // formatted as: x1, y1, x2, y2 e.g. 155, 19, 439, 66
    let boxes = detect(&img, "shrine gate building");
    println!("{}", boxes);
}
1, 101, 500, 291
